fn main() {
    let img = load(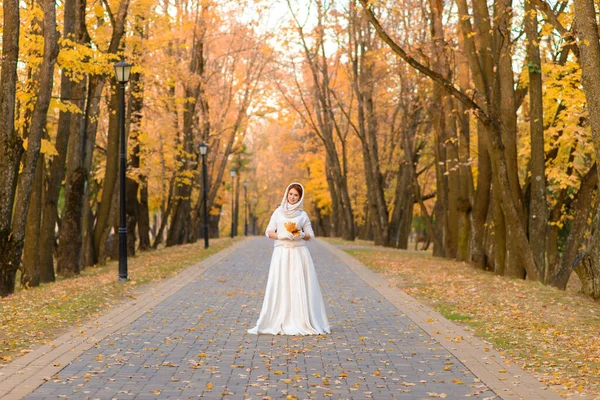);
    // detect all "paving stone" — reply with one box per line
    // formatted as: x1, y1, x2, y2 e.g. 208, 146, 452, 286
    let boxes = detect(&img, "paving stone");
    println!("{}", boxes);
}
24, 238, 498, 399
